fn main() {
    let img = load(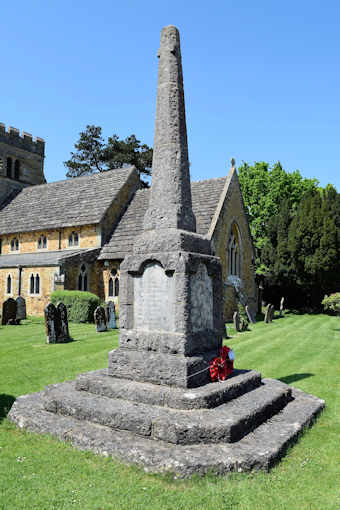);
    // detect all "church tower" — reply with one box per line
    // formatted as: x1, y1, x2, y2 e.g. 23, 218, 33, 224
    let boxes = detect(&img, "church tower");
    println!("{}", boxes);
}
0, 123, 46, 206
